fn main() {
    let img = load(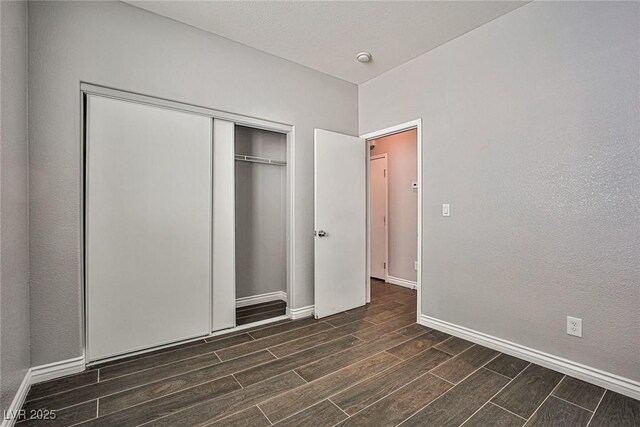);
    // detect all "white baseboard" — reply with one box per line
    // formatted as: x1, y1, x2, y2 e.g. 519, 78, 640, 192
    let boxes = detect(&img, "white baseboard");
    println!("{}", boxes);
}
30, 355, 86, 385
420, 314, 640, 401
236, 291, 287, 308
1, 369, 31, 427
386, 276, 417, 290
287, 305, 315, 320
